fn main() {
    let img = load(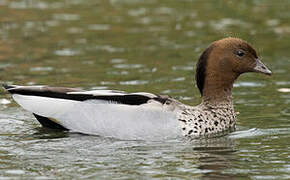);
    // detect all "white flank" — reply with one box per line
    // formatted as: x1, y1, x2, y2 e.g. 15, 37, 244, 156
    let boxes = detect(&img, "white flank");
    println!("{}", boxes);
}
12, 94, 181, 140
